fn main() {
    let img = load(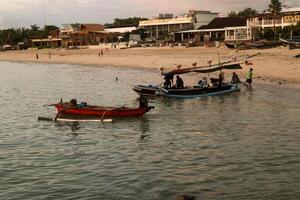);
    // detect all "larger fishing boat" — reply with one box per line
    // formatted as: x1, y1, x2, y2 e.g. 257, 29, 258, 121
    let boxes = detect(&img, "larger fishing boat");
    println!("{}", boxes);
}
133, 54, 259, 99
133, 63, 242, 98
133, 64, 242, 98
